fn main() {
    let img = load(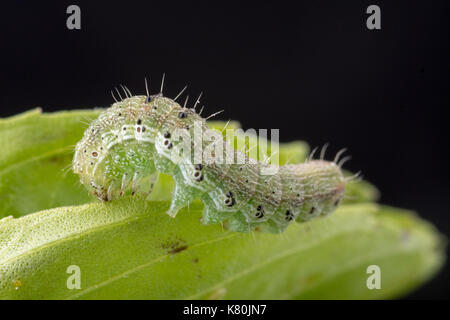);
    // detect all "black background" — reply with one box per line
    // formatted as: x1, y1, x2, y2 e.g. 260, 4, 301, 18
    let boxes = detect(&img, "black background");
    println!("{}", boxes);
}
1, 1, 449, 299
